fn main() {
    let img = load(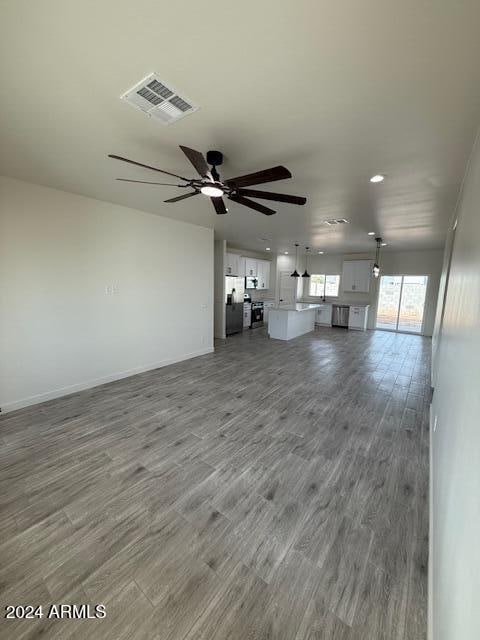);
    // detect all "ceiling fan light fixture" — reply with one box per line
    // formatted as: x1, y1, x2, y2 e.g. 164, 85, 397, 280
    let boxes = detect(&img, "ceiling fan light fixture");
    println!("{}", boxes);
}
200, 184, 224, 198
109, 146, 306, 216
